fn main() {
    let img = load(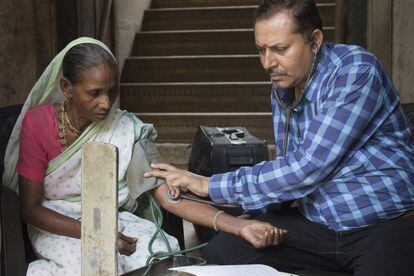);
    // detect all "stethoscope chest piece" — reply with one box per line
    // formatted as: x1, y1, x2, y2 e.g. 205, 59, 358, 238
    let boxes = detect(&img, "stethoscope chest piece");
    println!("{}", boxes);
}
166, 190, 182, 204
